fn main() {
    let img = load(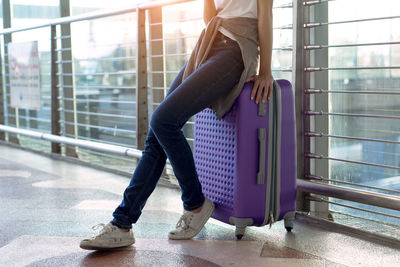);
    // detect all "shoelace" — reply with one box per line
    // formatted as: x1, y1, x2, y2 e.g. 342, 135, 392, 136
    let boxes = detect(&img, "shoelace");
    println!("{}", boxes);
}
176, 212, 194, 230
92, 223, 106, 231
91, 223, 113, 237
